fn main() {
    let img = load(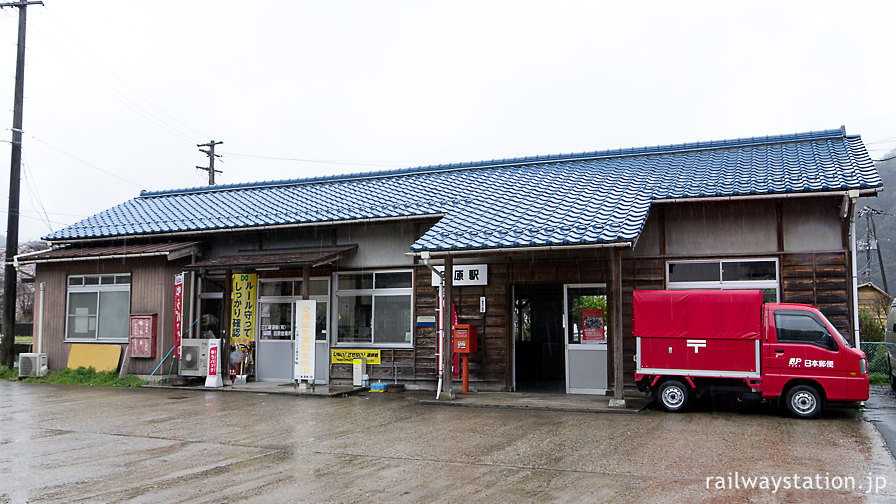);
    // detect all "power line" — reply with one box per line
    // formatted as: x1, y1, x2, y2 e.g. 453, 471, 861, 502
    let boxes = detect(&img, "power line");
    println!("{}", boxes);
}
28, 135, 147, 189
28, 23, 199, 145
219, 151, 415, 168
20, 151, 53, 232
37, 6, 209, 141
